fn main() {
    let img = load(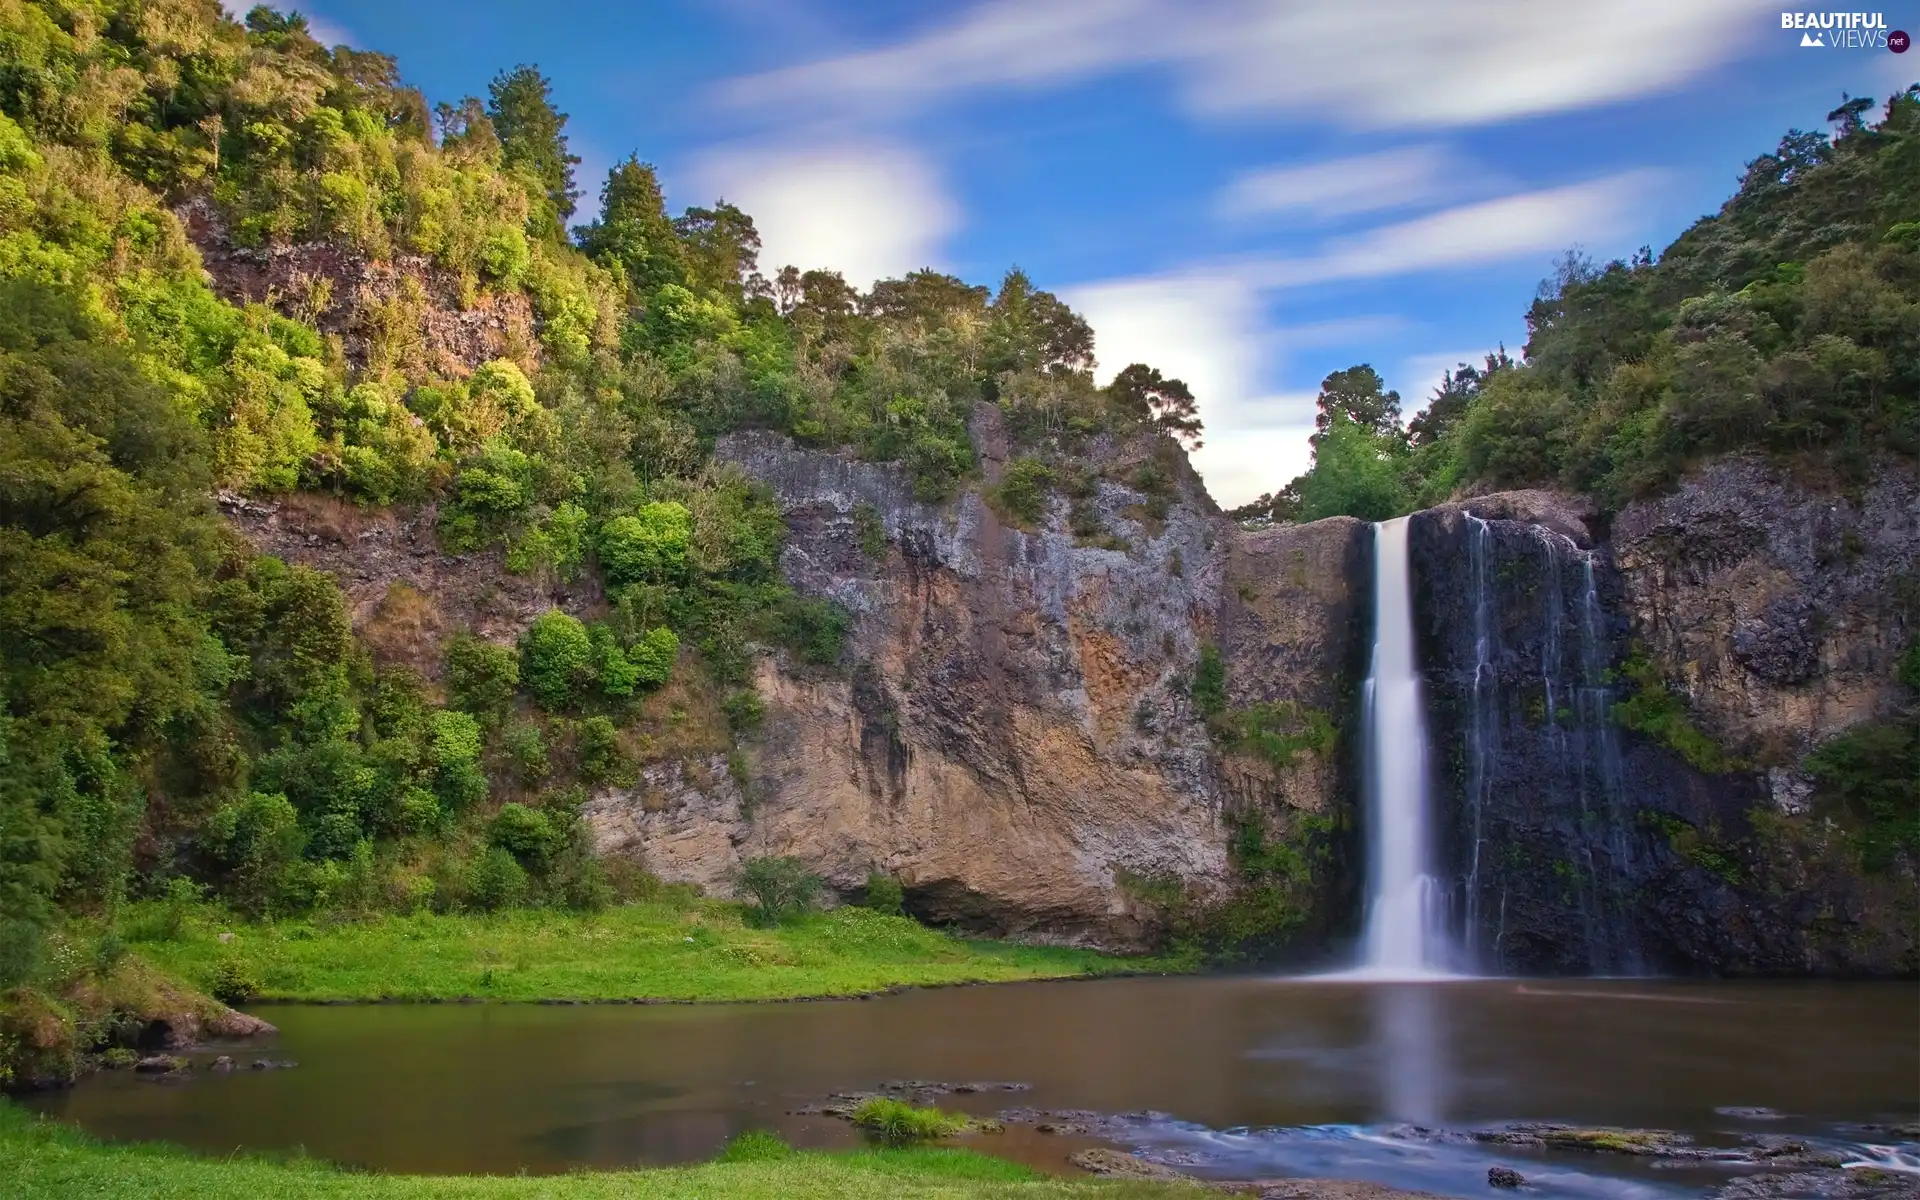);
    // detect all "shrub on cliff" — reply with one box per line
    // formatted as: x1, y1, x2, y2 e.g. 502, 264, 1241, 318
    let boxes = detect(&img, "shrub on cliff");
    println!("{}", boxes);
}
520, 610, 596, 710
733, 856, 822, 926
599, 503, 692, 587
445, 635, 520, 723
862, 872, 905, 916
